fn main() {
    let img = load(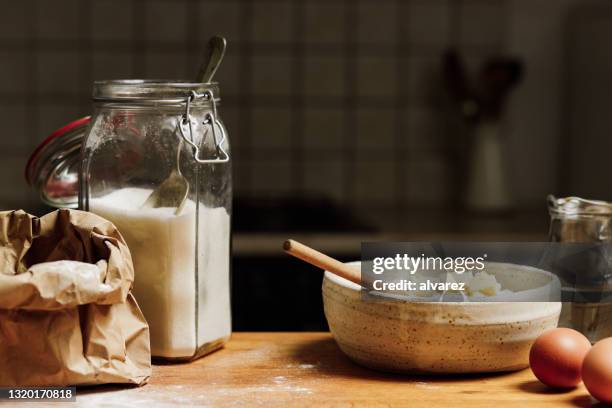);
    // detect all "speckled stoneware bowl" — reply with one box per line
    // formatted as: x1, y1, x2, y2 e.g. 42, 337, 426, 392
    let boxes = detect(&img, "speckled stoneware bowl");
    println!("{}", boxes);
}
322, 262, 561, 374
